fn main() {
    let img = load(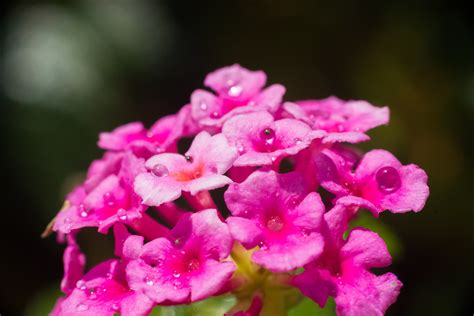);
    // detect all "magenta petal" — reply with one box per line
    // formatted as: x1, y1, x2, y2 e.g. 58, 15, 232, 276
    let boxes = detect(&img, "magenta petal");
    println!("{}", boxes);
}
341, 229, 392, 269
61, 235, 86, 294
253, 233, 324, 272
134, 173, 182, 206
227, 217, 264, 248
189, 260, 236, 301
98, 122, 145, 151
